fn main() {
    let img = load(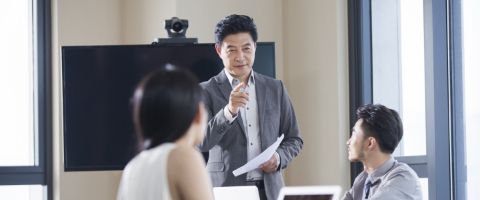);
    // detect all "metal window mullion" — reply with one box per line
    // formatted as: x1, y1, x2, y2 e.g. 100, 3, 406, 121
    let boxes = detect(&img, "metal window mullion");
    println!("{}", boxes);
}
0, 171, 45, 185
424, 0, 452, 199
0, 166, 43, 173
37, 0, 53, 199
449, 0, 465, 199
0, 165, 45, 185
395, 156, 428, 178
